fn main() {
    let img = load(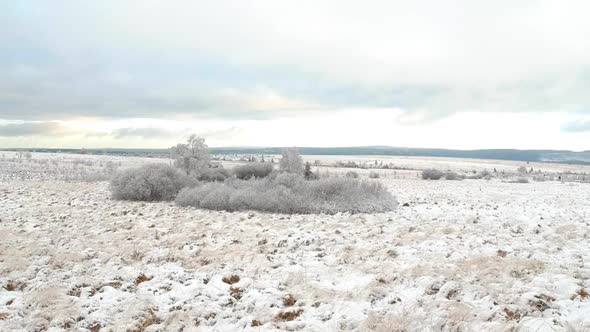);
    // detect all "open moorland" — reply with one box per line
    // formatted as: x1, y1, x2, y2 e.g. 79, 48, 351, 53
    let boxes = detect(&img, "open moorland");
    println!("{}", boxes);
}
1, 151, 590, 331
